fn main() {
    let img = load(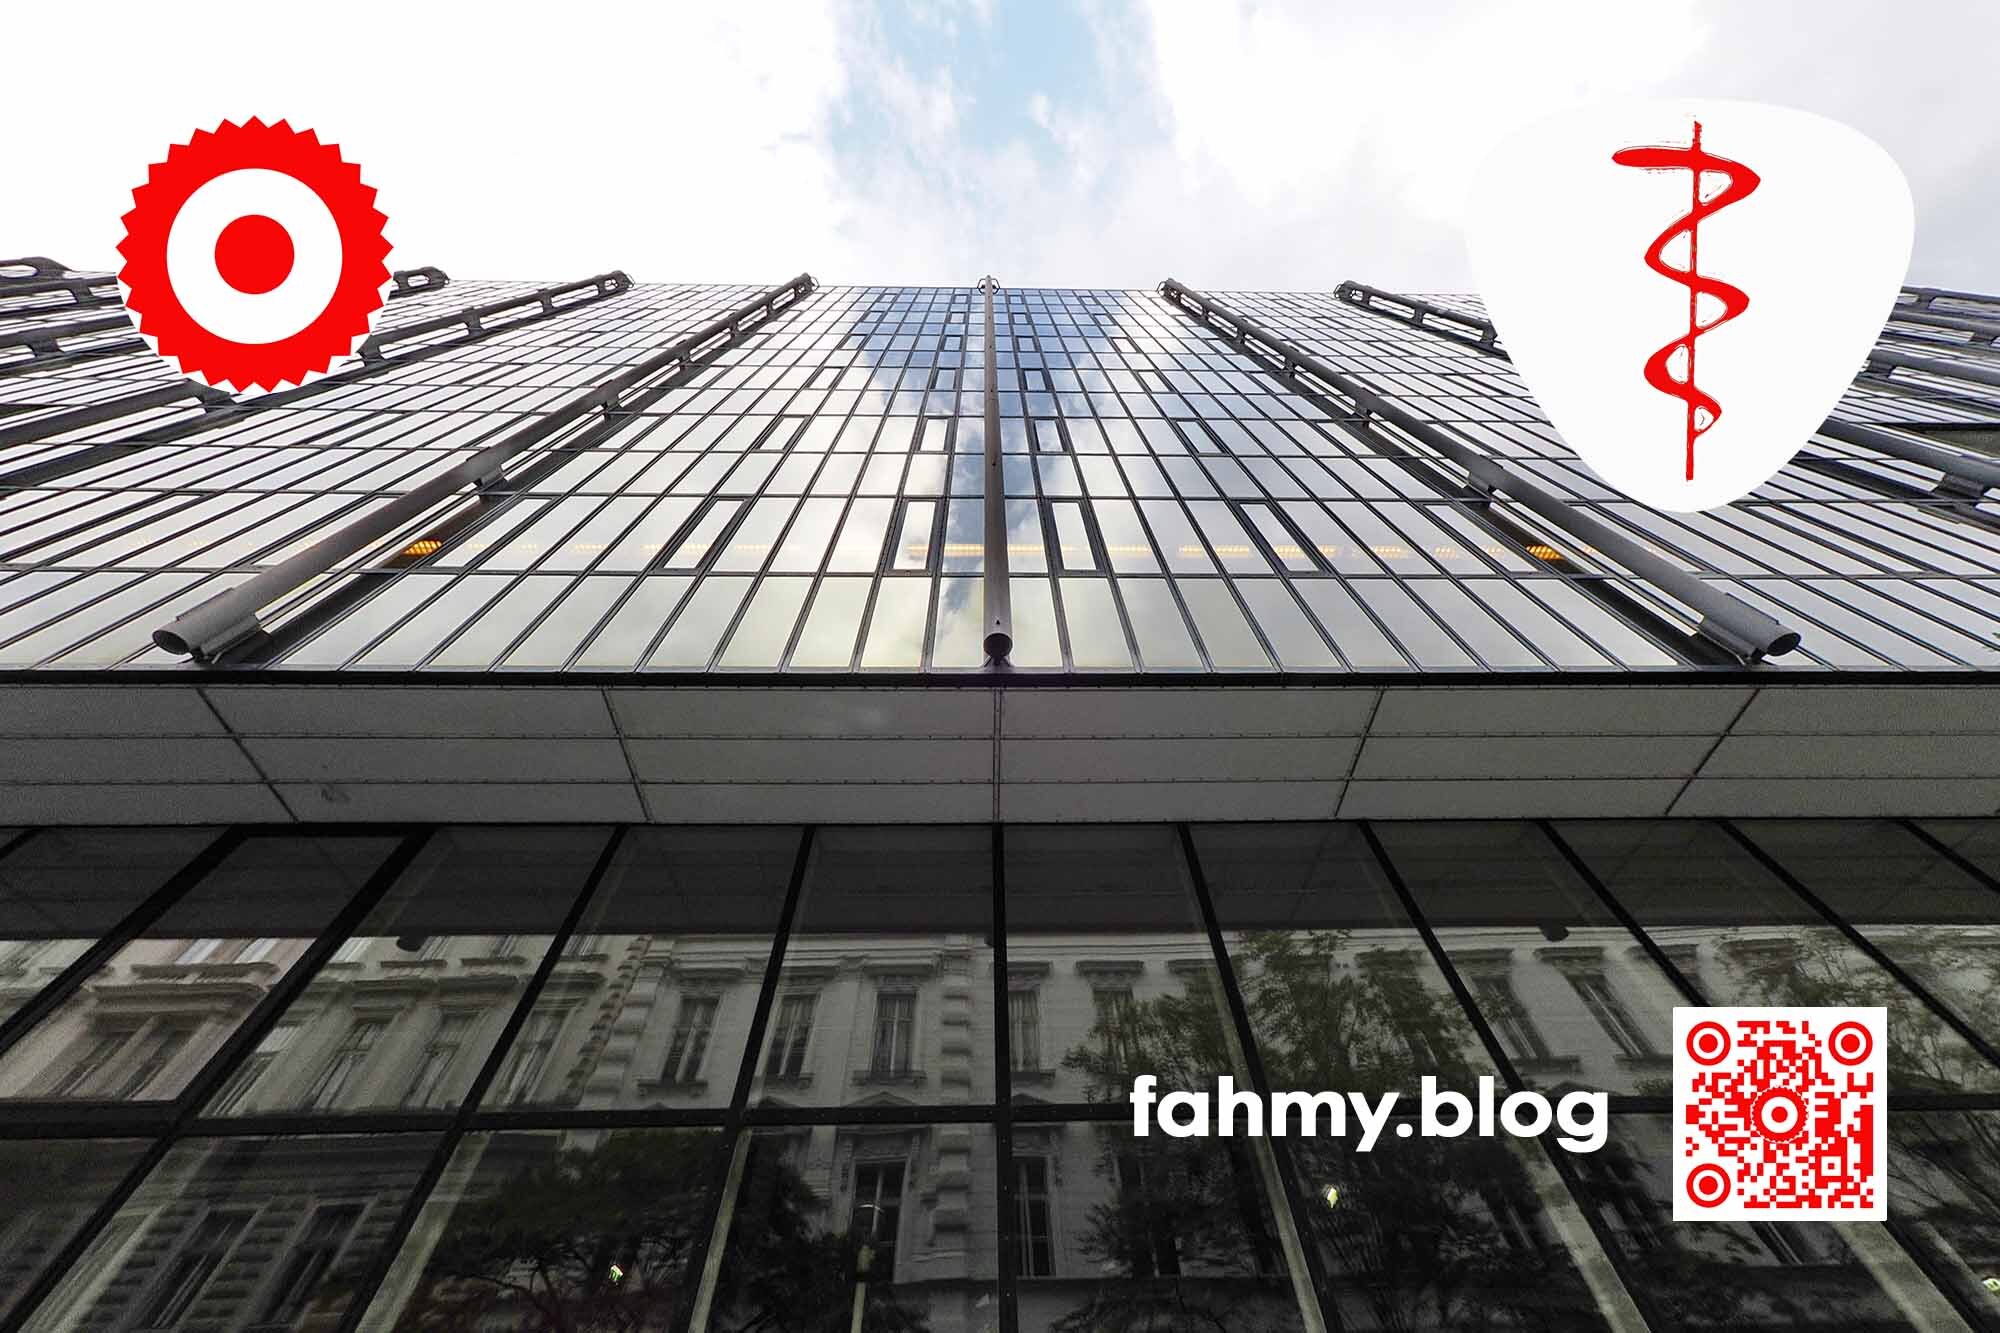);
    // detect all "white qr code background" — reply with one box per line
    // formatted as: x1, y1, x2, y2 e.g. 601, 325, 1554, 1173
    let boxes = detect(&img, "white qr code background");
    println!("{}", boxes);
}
1672, 1006, 1886, 1221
